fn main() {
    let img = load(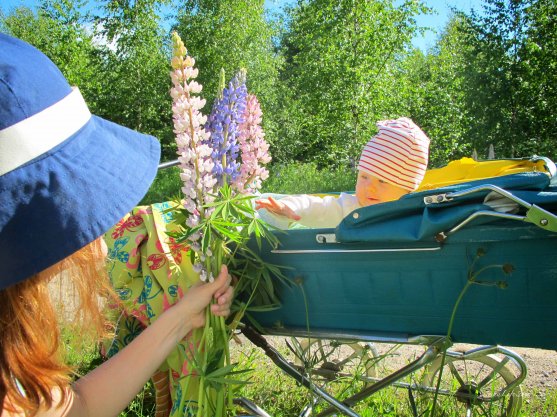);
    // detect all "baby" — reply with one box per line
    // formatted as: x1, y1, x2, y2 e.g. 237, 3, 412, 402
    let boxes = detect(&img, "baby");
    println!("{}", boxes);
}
256, 117, 431, 229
